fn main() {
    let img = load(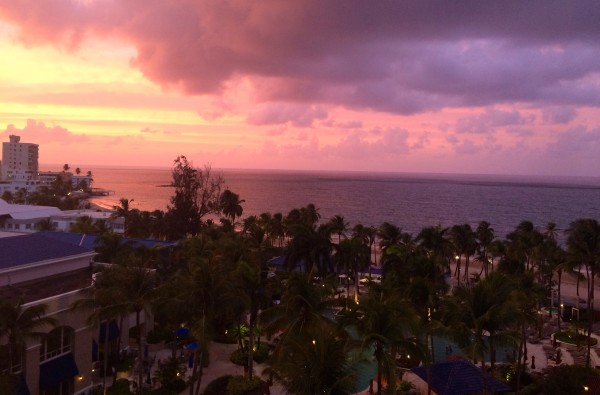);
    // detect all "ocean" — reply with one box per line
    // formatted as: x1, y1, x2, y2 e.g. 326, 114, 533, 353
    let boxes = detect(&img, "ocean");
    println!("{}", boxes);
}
87, 167, 600, 241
